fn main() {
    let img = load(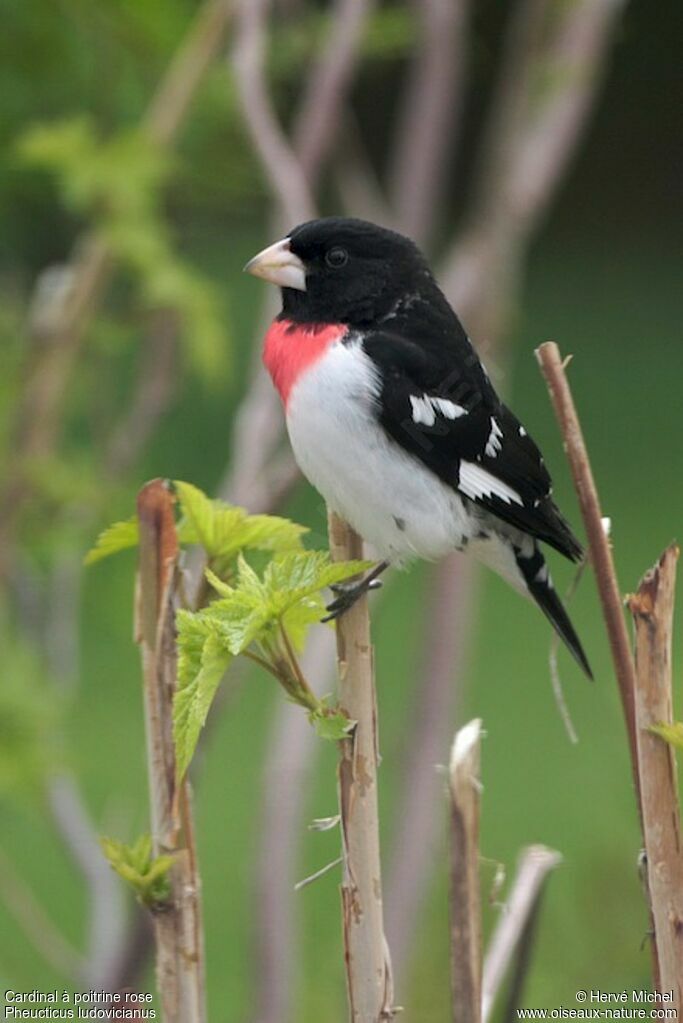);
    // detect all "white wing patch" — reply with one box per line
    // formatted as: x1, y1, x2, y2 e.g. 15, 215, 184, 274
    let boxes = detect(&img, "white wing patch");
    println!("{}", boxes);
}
458, 461, 523, 506
409, 394, 467, 427
485, 416, 503, 457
